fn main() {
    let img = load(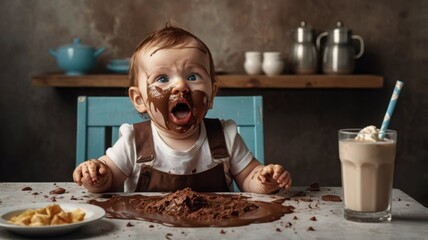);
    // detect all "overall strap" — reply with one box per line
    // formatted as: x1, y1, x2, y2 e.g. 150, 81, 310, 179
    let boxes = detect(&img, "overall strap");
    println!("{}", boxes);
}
133, 121, 155, 163
204, 118, 229, 159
